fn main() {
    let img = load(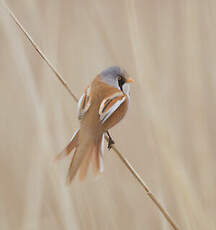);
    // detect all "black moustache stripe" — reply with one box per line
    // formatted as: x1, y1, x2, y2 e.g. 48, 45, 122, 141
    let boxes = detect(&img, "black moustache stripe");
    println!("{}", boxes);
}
118, 78, 125, 91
